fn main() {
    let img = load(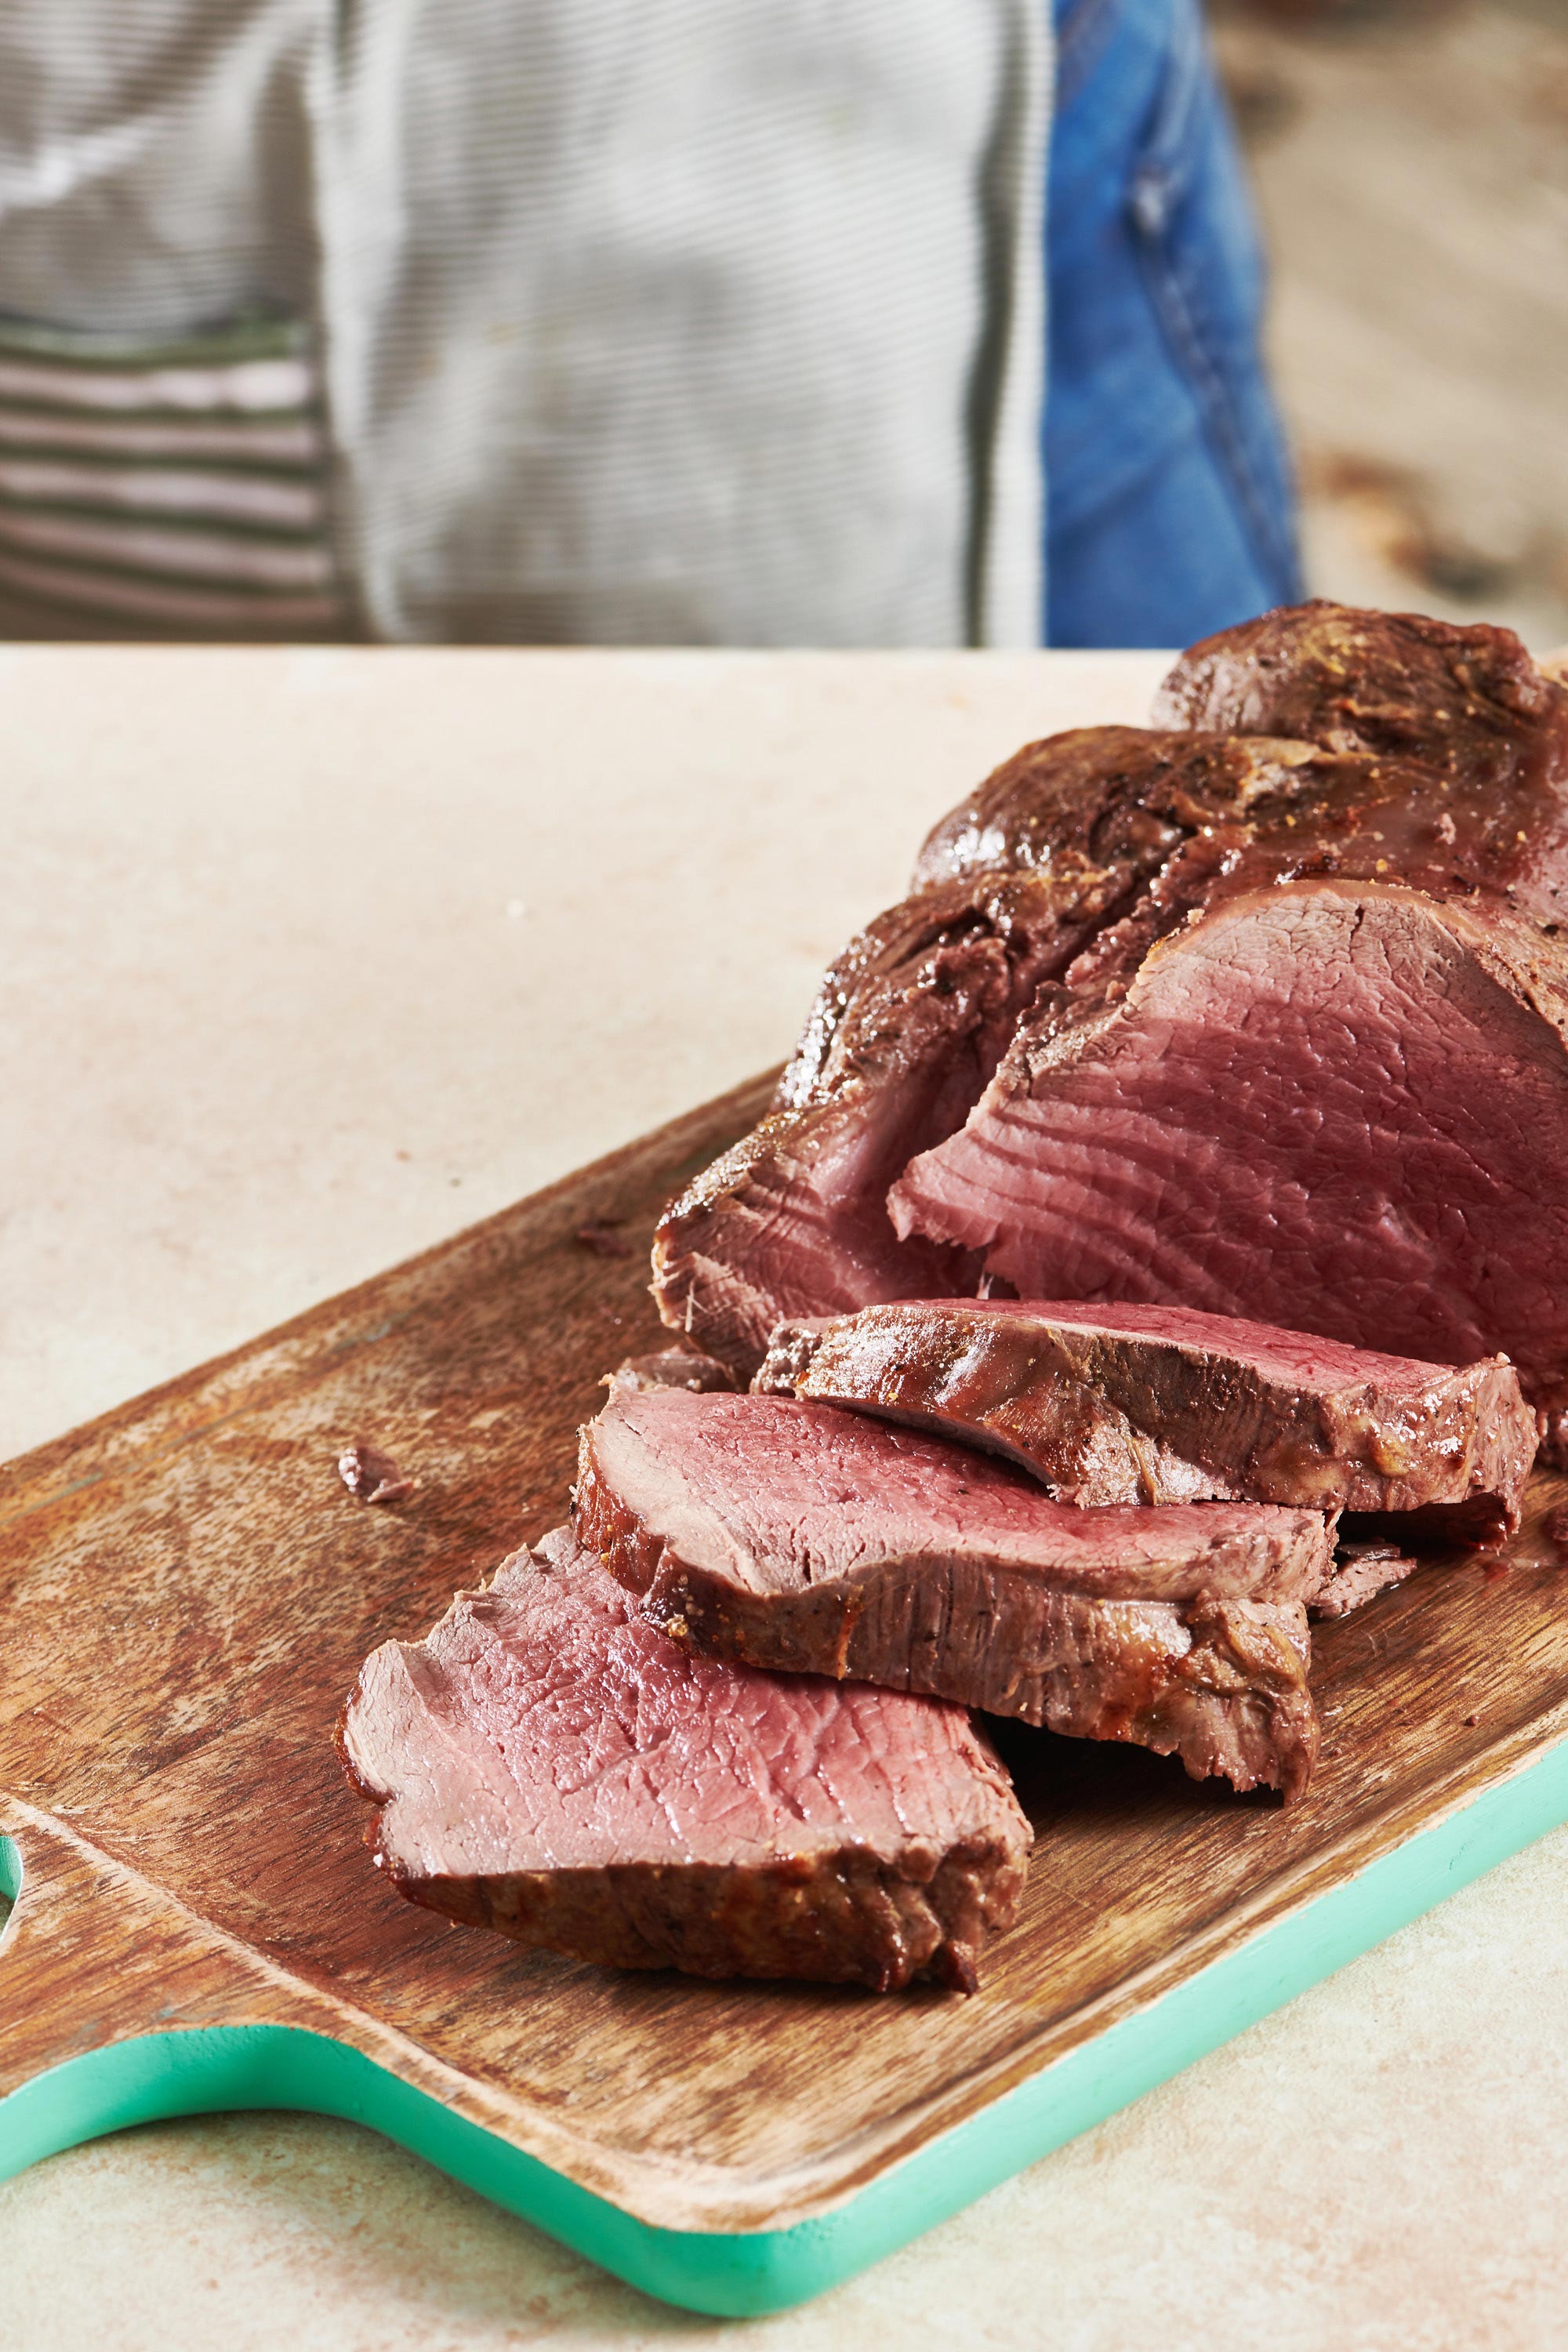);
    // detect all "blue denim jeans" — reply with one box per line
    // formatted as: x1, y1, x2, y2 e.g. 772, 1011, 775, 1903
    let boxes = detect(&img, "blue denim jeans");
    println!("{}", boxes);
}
1046, 0, 1304, 647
